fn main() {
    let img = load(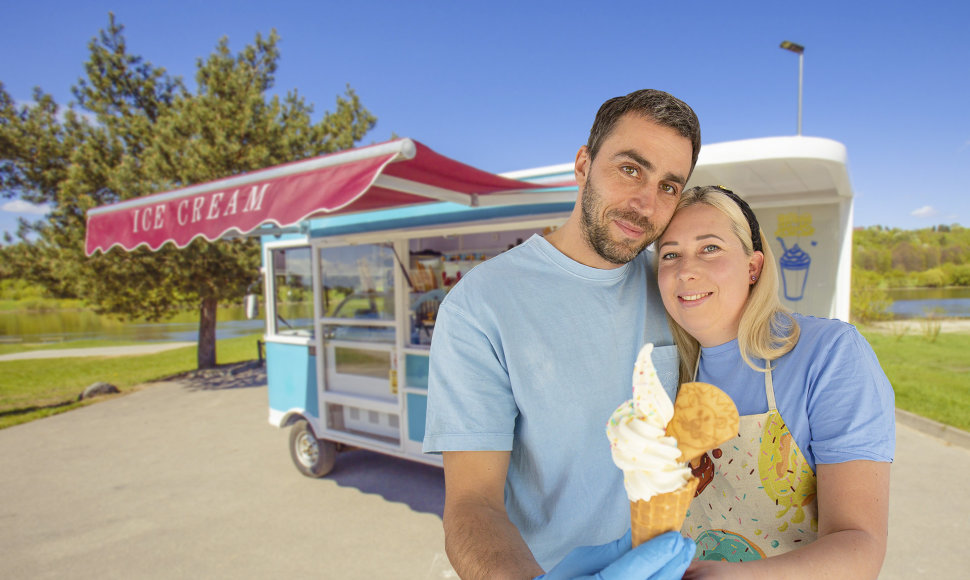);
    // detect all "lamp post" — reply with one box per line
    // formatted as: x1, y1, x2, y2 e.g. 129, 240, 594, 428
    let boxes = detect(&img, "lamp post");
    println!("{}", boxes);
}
780, 40, 804, 135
